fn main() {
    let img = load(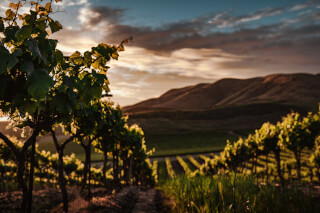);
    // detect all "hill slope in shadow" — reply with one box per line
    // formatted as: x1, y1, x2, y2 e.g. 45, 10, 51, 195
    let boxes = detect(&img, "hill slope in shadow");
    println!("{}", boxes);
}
124, 73, 320, 136
124, 73, 320, 113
